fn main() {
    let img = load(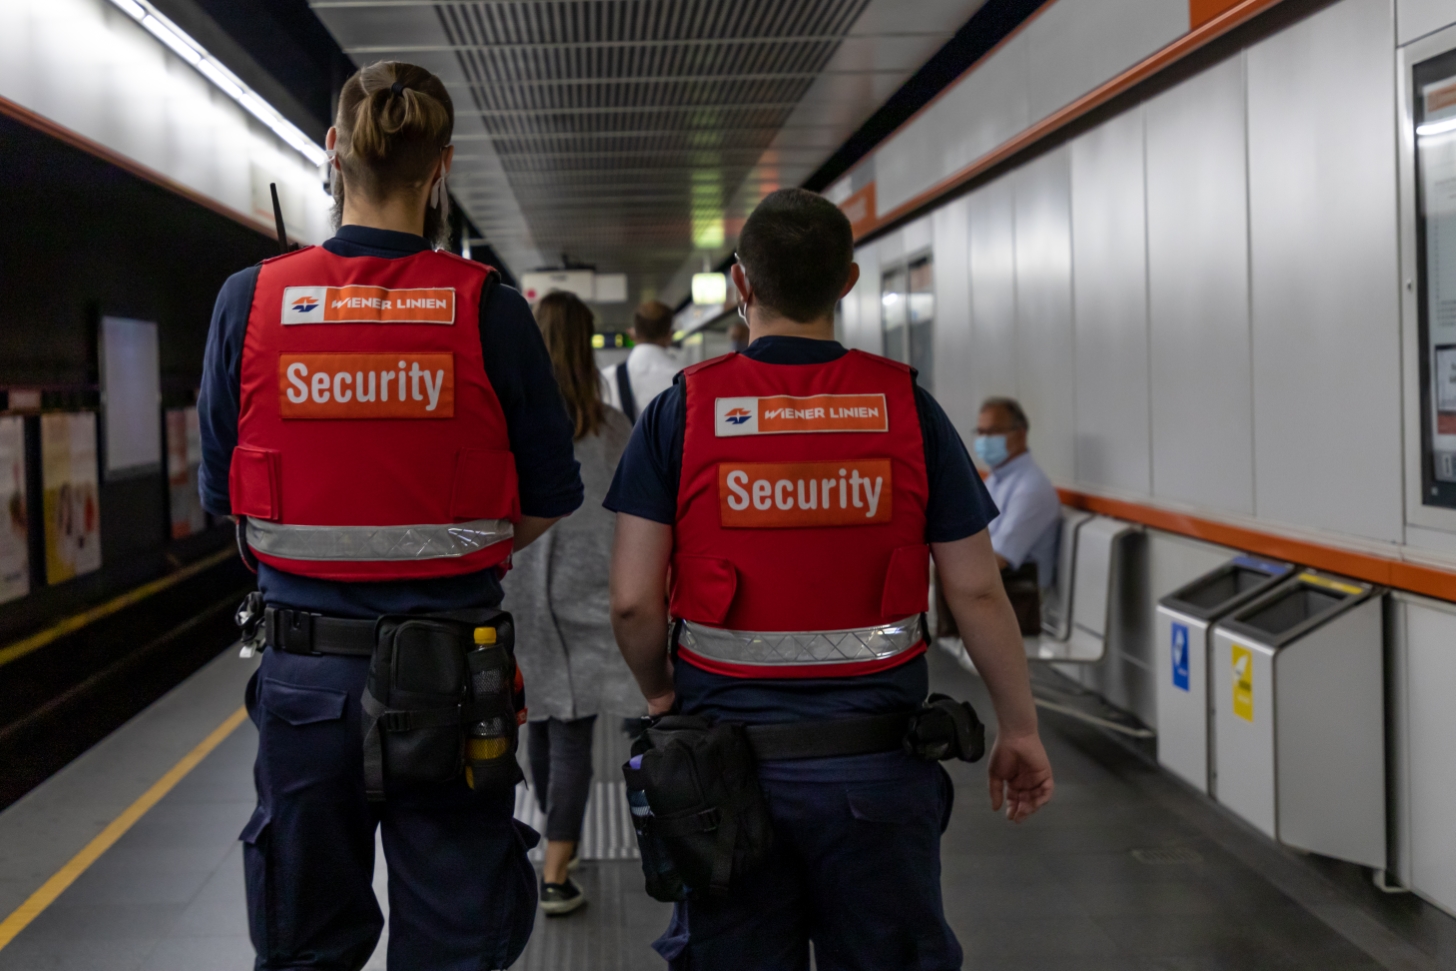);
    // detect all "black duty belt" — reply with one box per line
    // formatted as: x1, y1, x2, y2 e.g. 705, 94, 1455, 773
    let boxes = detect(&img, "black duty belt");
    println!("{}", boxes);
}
265, 607, 374, 657
742, 712, 912, 761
